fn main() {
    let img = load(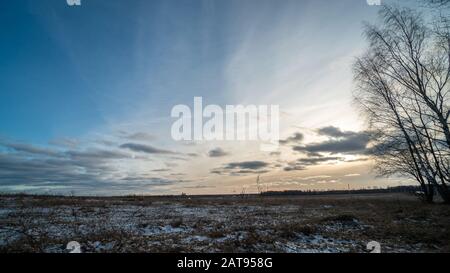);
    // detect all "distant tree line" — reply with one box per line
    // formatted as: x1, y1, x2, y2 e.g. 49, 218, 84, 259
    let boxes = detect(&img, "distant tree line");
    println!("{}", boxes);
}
261, 185, 420, 196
